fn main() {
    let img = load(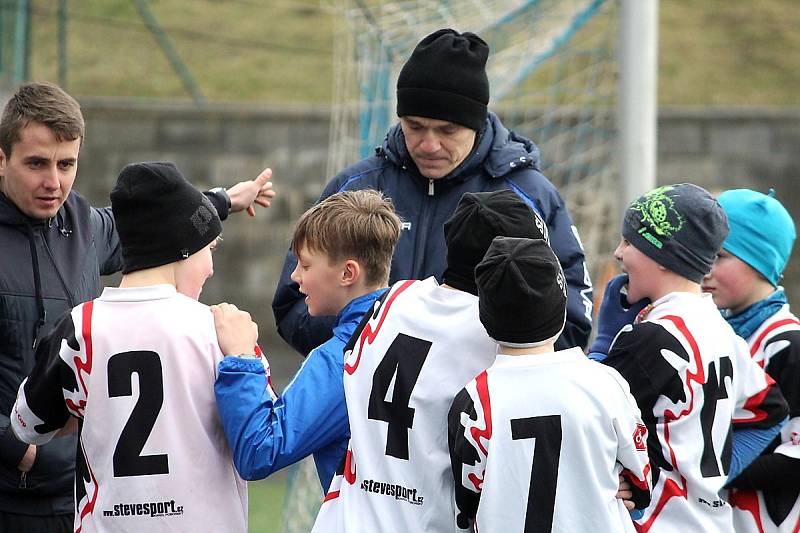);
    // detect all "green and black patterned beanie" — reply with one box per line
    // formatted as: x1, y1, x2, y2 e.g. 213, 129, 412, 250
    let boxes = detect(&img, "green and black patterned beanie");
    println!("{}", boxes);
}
622, 183, 729, 283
